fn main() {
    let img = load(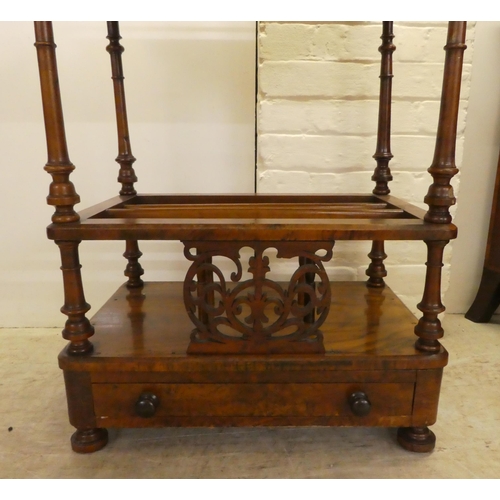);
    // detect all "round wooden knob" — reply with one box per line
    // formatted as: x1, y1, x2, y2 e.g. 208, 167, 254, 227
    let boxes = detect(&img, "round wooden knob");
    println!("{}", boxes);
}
135, 392, 159, 418
349, 391, 371, 417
